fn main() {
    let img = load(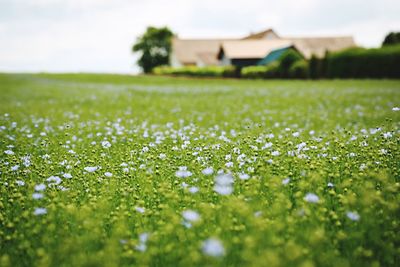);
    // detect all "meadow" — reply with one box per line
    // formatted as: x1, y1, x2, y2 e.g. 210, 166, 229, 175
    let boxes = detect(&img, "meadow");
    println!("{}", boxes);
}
0, 73, 399, 267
